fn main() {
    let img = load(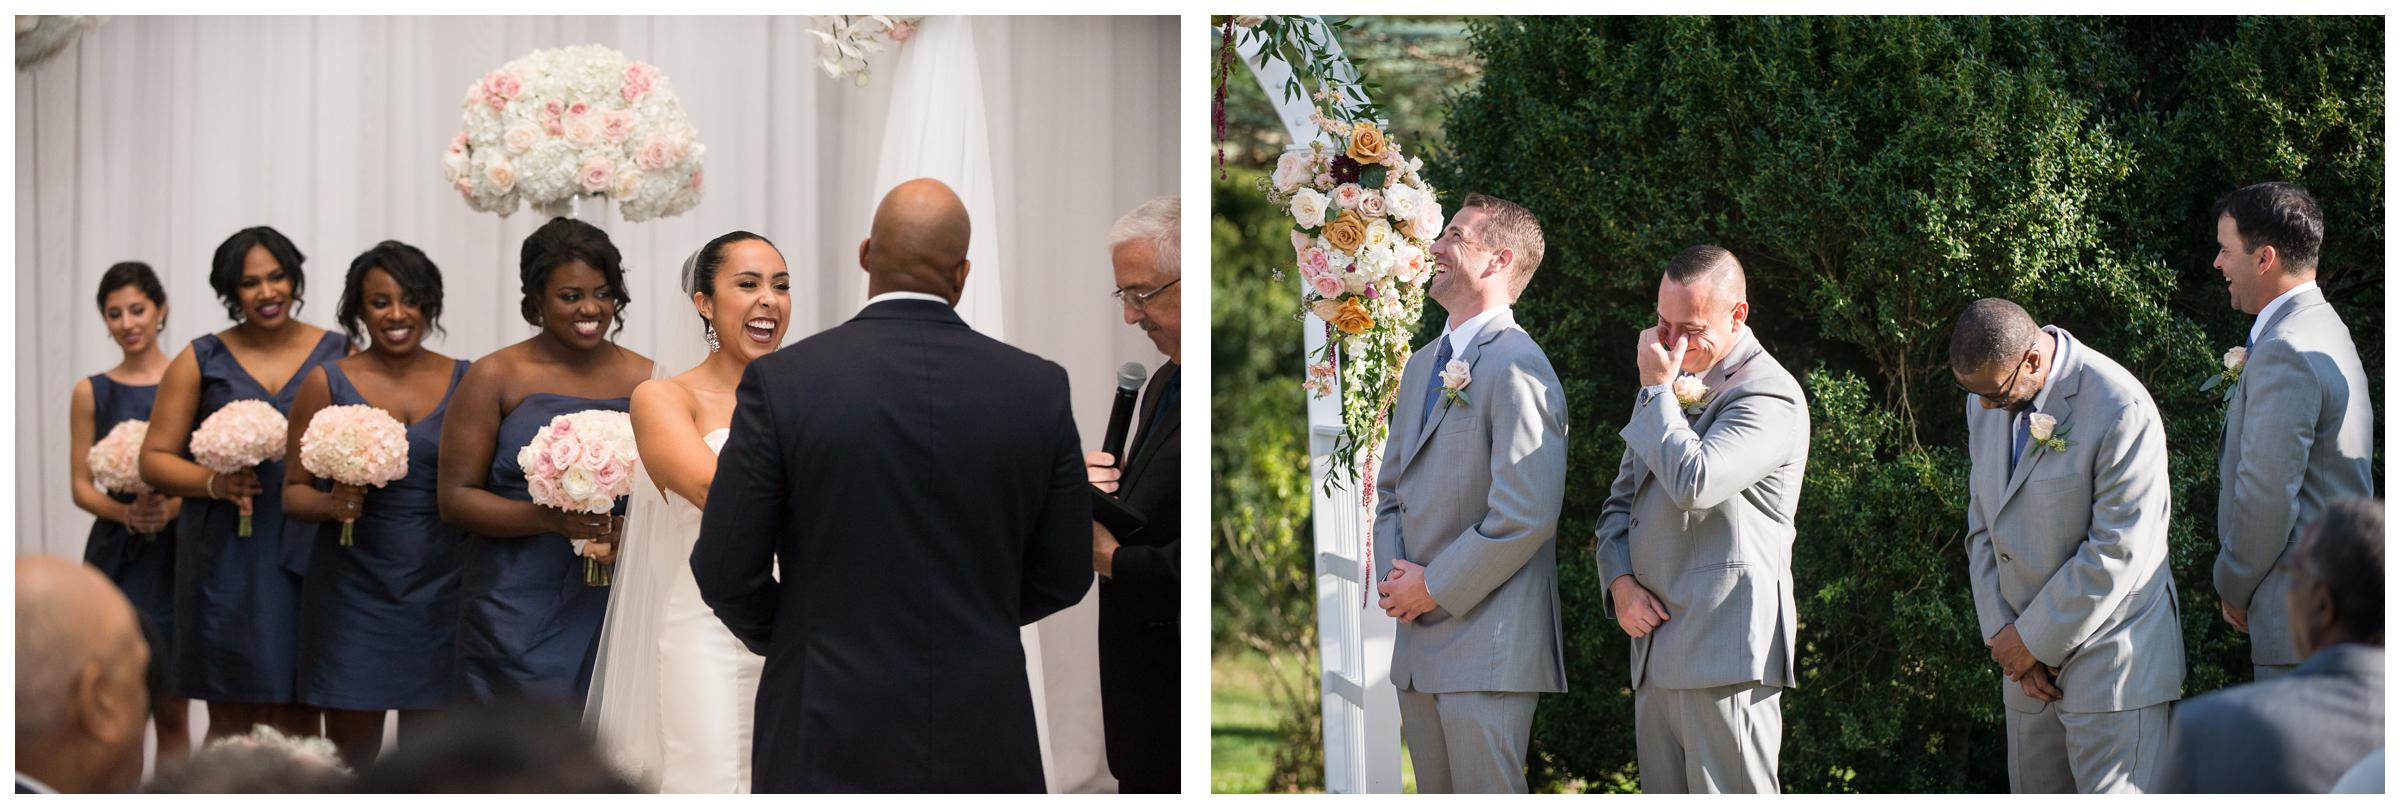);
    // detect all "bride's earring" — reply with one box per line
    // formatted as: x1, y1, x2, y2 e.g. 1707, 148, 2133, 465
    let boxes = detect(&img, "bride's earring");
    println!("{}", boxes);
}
703, 322, 721, 353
